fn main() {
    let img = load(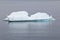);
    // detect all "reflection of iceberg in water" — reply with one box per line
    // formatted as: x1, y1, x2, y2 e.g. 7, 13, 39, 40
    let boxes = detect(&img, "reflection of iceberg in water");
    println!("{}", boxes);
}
8, 22, 50, 36
4, 11, 55, 22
